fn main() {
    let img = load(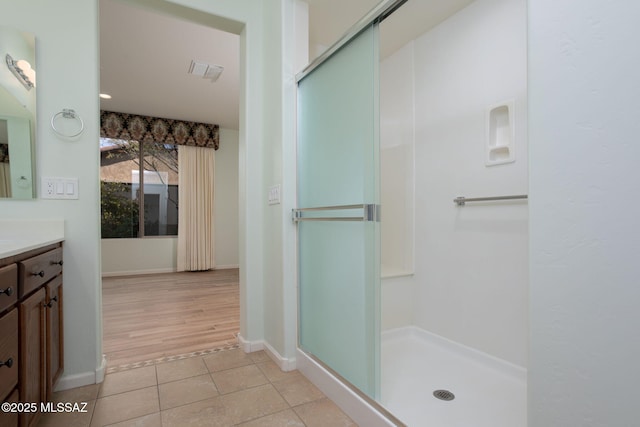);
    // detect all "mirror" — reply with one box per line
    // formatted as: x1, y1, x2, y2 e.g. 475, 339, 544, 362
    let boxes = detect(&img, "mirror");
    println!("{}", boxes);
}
0, 26, 36, 199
